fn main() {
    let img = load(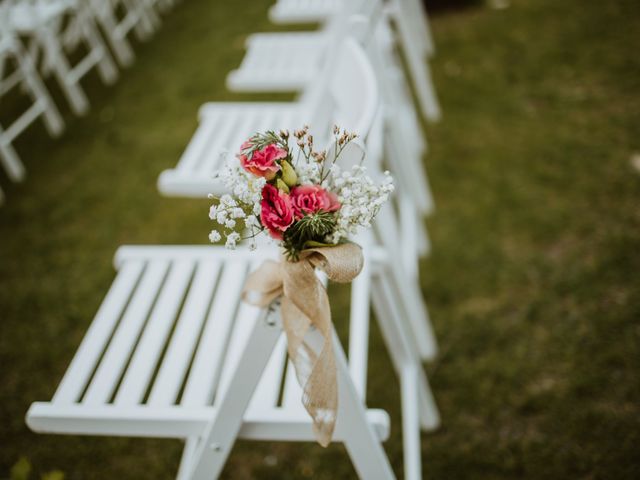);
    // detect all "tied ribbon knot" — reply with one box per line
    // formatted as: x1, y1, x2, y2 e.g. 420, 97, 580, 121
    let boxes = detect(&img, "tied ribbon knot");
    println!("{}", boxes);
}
242, 243, 364, 447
